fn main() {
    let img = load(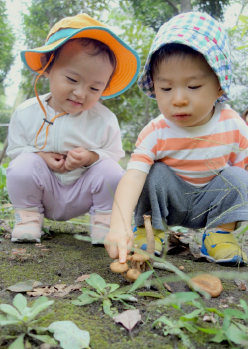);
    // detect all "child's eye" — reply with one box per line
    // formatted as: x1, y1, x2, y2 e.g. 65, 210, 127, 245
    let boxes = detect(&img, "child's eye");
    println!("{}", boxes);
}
161, 88, 171, 91
91, 87, 100, 92
189, 86, 201, 89
66, 76, 77, 82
